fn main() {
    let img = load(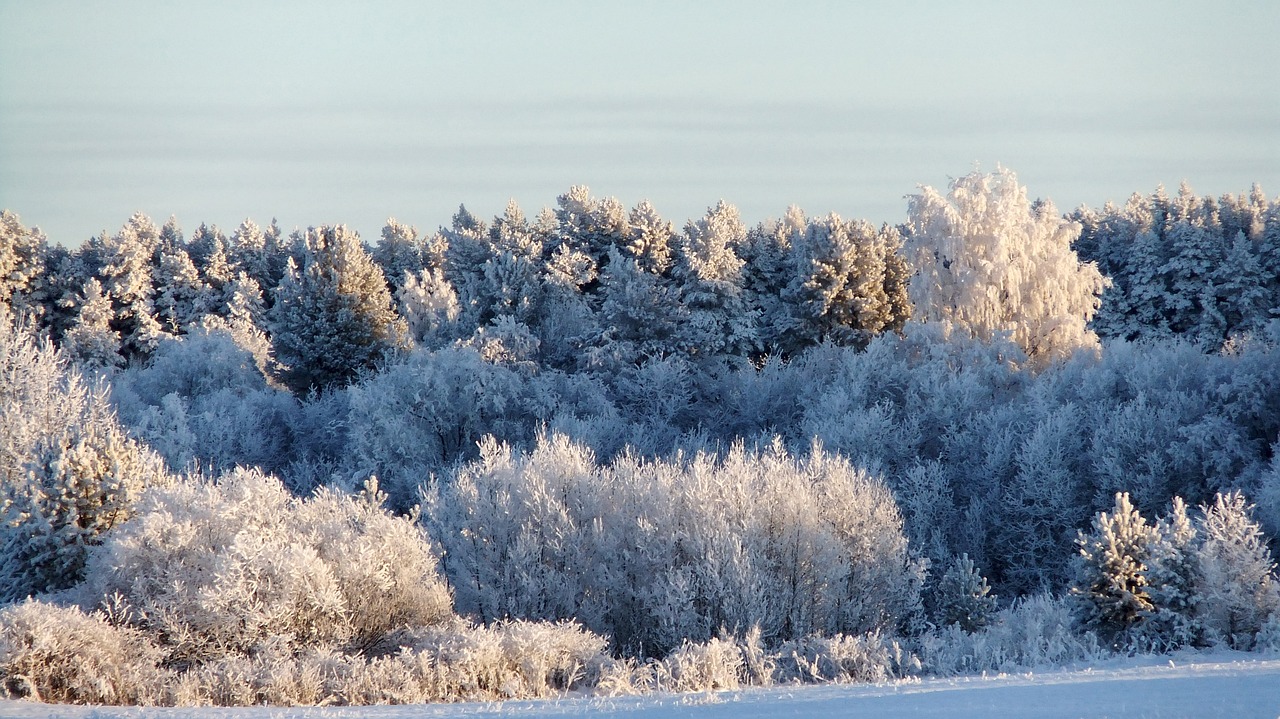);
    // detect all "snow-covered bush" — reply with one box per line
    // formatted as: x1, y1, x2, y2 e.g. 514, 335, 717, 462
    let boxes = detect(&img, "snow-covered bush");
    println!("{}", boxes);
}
166, 619, 610, 706
426, 433, 923, 657
773, 631, 914, 684
79, 469, 452, 665
918, 594, 1103, 676
0, 599, 168, 705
